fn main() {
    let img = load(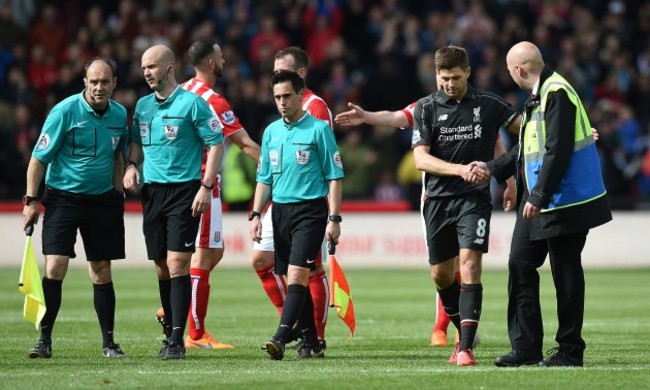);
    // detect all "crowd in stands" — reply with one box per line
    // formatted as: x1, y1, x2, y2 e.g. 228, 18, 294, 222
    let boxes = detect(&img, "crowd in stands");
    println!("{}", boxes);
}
1, 0, 649, 209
